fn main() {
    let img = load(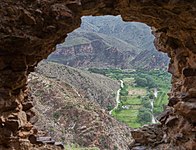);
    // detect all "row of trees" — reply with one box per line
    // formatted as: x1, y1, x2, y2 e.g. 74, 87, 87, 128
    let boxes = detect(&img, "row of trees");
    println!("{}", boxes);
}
120, 84, 128, 96
134, 75, 157, 88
